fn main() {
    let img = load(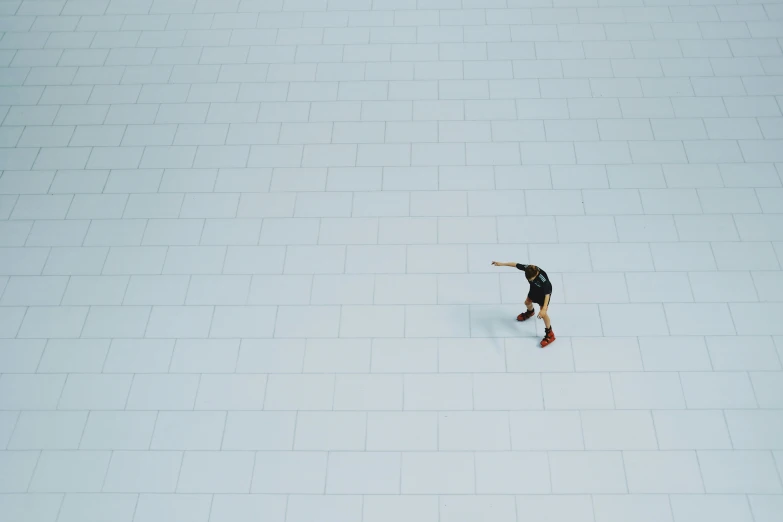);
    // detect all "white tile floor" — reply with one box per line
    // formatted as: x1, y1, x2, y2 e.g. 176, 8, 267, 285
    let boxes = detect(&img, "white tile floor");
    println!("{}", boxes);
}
0, 0, 783, 520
